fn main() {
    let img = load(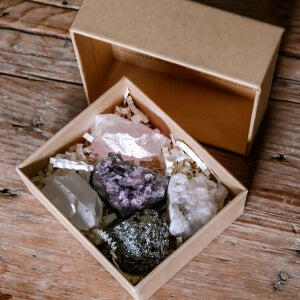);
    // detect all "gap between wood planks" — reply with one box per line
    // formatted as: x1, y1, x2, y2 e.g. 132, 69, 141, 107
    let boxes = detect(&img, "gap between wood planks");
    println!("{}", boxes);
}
0, 71, 82, 86
28, 0, 81, 10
